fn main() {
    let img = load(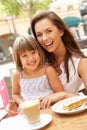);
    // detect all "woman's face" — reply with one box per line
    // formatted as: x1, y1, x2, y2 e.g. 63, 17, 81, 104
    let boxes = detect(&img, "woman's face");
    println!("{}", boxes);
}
35, 18, 64, 53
